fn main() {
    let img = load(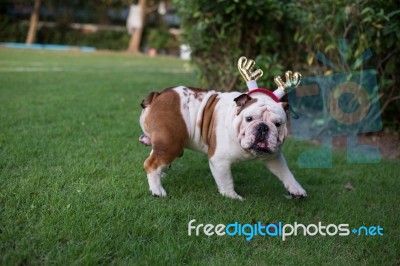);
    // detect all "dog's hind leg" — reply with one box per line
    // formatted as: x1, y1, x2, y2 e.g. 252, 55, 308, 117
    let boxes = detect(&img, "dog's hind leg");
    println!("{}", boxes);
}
140, 89, 189, 197
144, 134, 186, 197
144, 154, 168, 197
